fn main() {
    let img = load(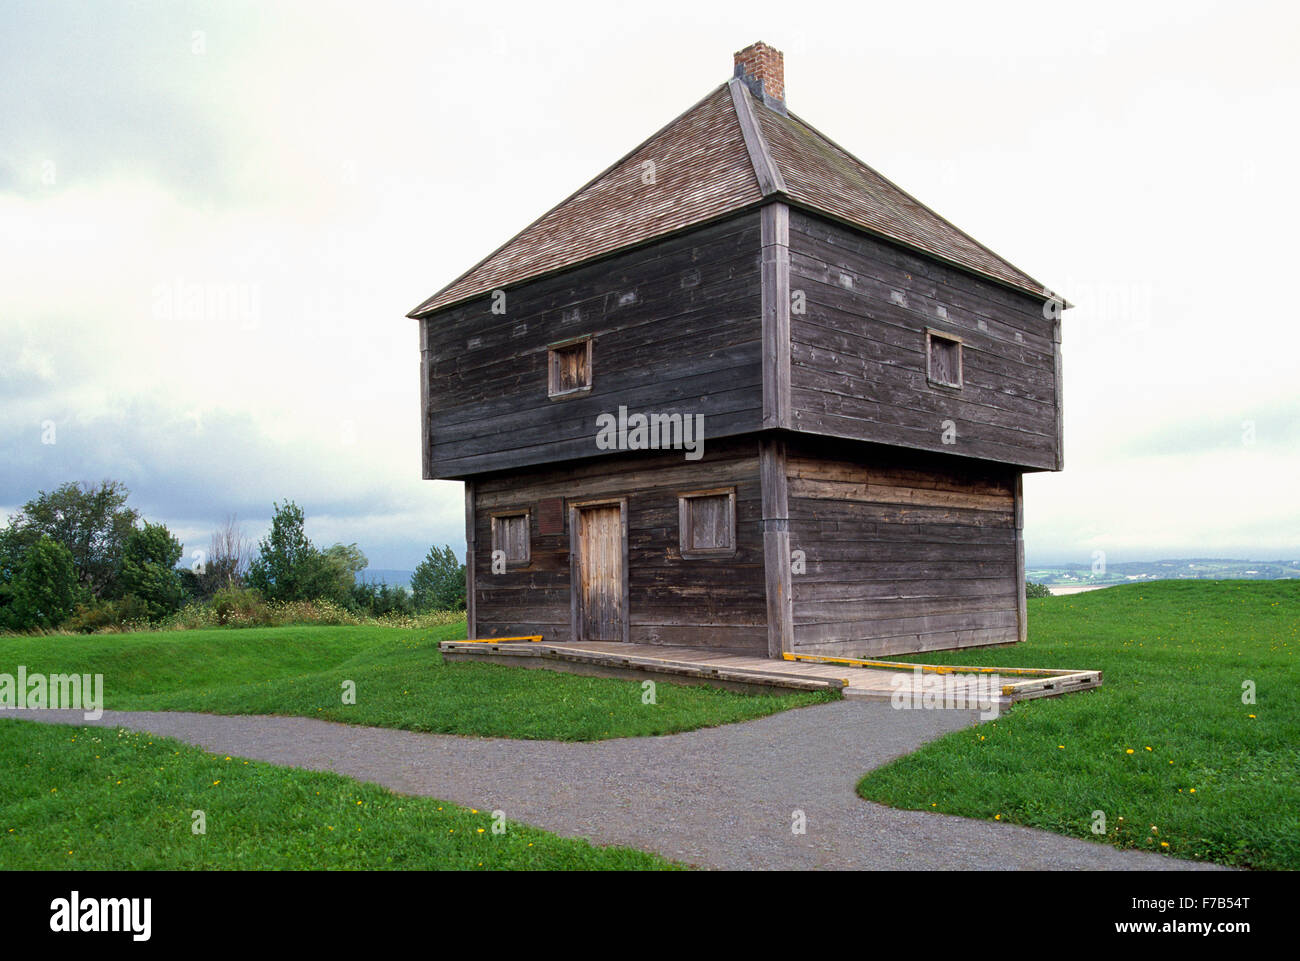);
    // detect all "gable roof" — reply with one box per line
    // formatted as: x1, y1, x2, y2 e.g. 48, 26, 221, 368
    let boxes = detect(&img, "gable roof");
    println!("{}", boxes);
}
409, 80, 1060, 318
